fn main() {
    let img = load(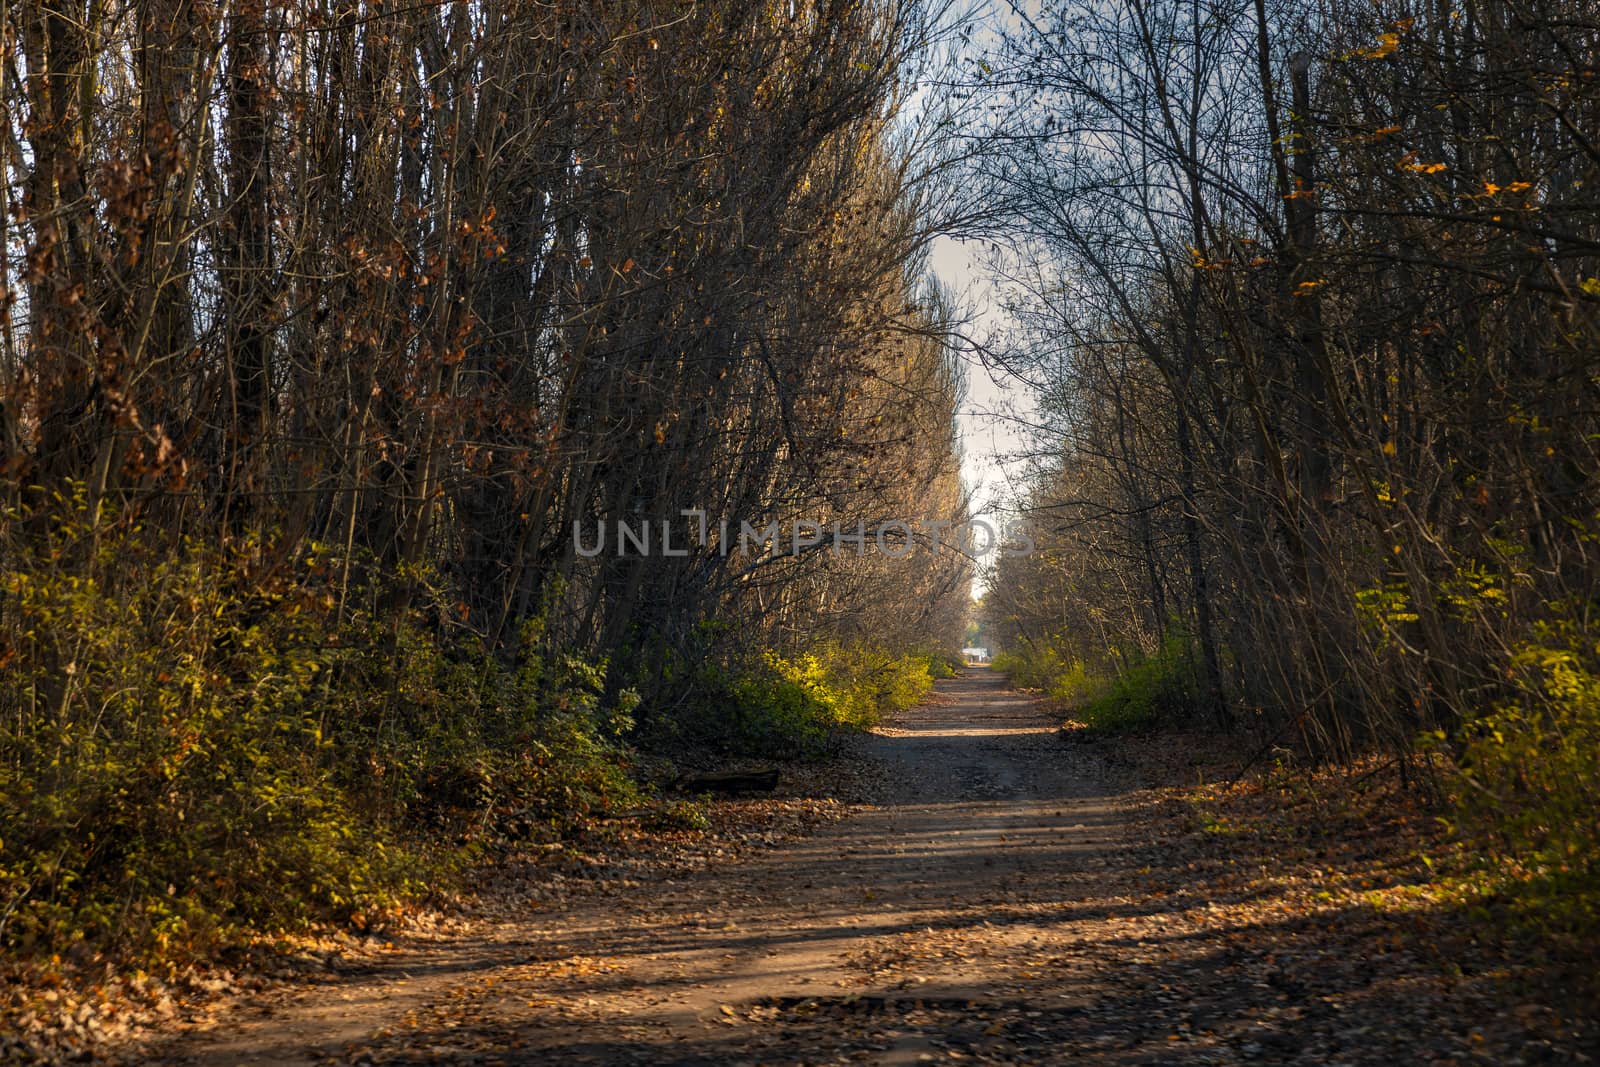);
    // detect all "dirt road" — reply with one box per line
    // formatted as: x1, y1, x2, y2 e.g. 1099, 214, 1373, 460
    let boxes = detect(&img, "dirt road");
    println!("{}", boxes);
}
157, 669, 1135, 1065
142, 669, 1596, 1065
